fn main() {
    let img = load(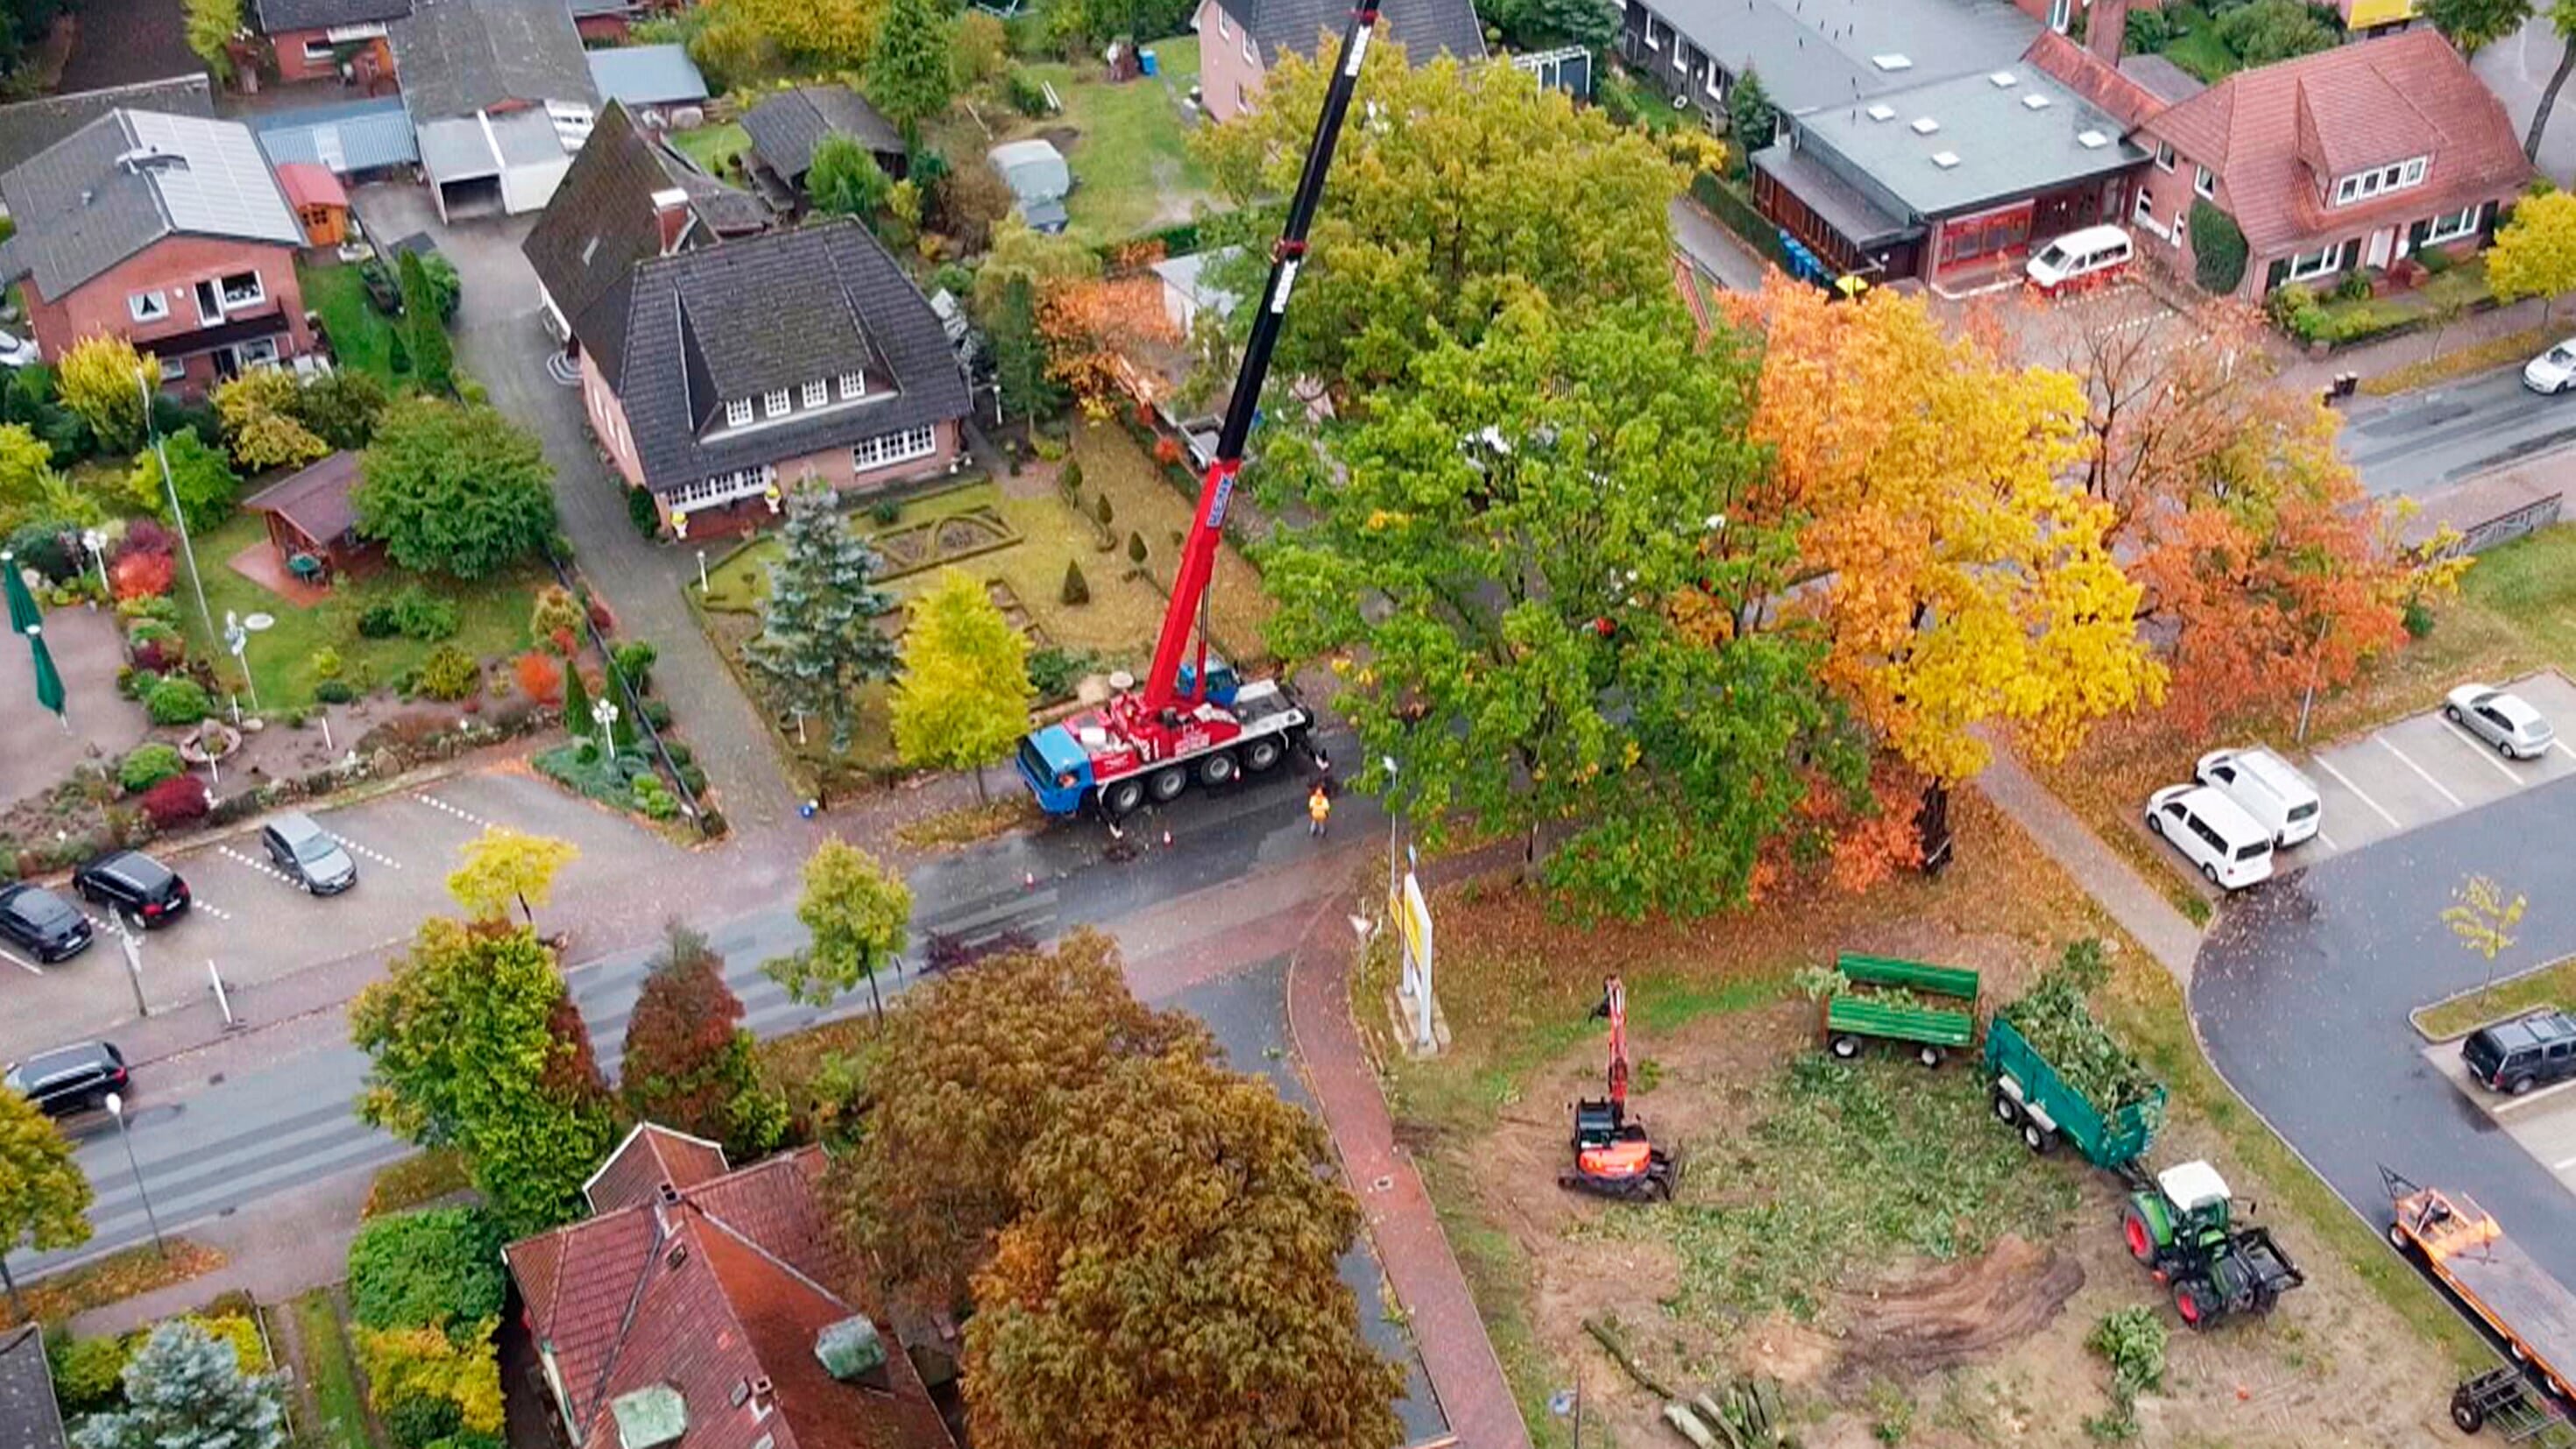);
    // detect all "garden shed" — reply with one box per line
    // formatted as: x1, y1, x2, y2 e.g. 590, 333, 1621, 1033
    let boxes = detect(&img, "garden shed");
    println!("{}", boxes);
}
244, 451, 378, 586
